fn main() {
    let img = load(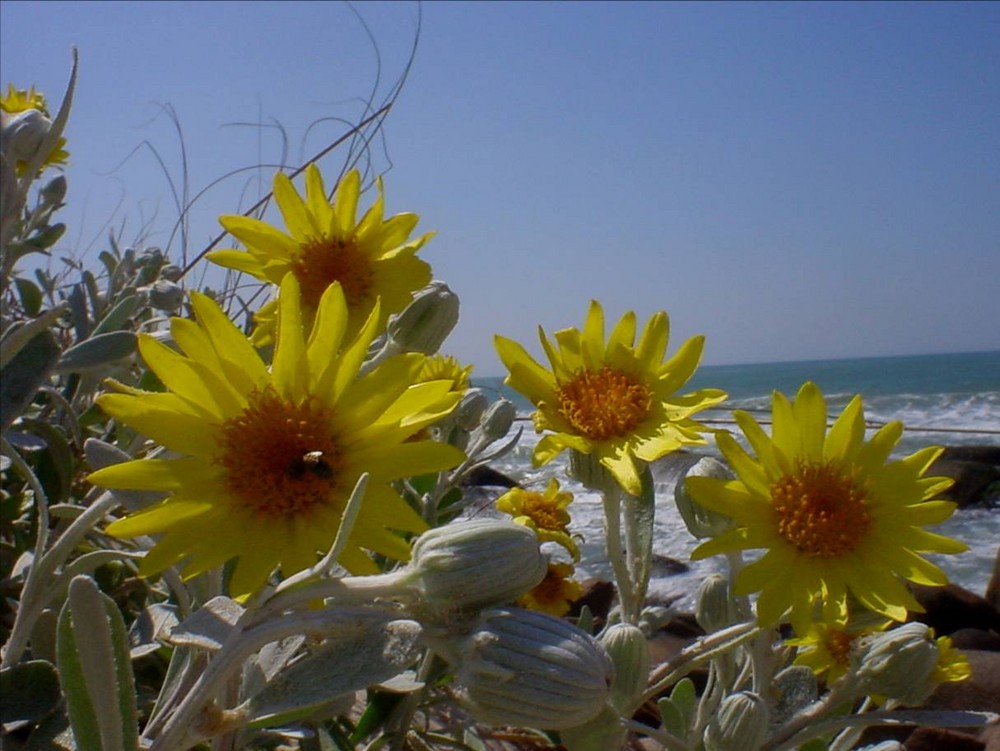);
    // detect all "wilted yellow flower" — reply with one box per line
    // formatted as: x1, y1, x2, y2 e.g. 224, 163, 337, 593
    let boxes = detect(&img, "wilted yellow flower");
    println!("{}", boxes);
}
689, 382, 968, 634
496, 478, 579, 560
209, 165, 432, 344
517, 562, 583, 617
89, 276, 463, 598
495, 301, 726, 496
932, 633, 972, 685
